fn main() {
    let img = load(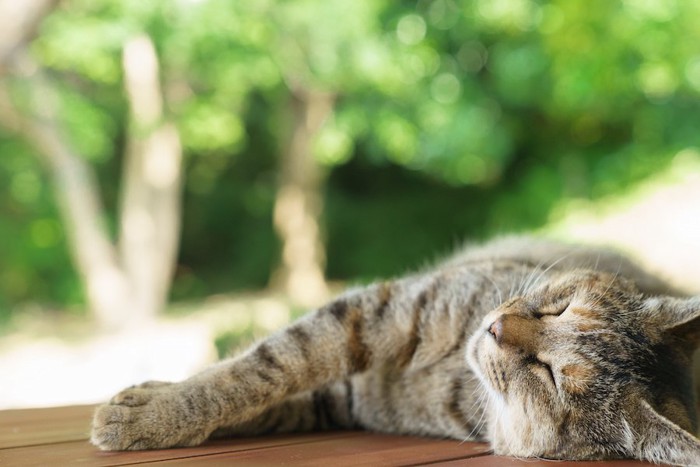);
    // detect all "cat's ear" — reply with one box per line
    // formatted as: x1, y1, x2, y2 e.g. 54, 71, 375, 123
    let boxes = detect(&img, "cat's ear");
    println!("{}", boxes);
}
625, 399, 700, 465
642, 296, 700, 337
